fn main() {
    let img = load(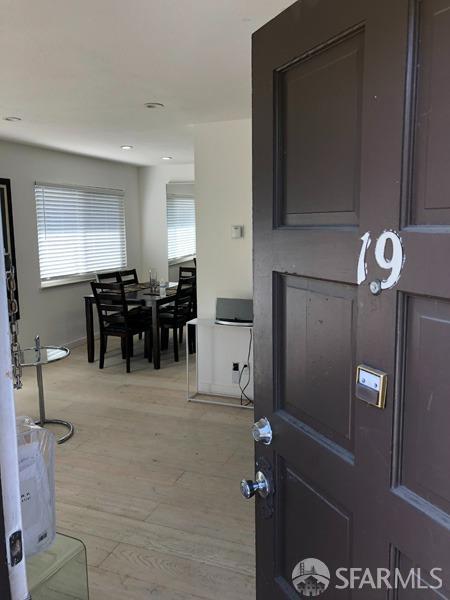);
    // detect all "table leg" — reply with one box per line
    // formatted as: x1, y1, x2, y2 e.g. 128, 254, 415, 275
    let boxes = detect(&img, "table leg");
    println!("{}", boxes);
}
85, 297, 95, 363
186, 324, 191, 400
152, 304, 160, 370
